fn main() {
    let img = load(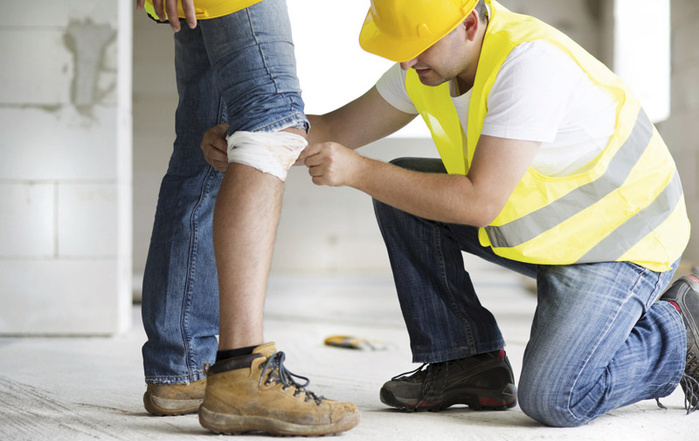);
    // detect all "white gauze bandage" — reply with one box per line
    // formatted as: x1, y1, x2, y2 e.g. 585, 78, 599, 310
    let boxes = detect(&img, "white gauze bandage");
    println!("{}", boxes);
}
227, 131, 308, 182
